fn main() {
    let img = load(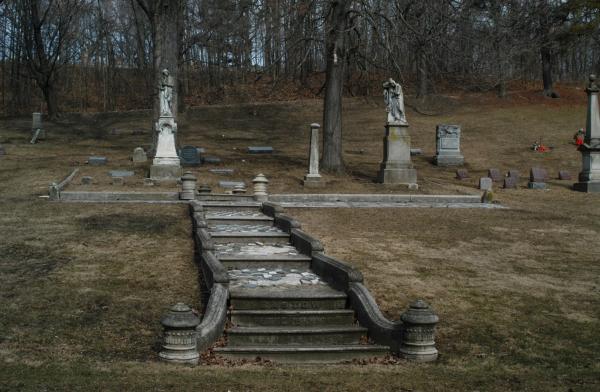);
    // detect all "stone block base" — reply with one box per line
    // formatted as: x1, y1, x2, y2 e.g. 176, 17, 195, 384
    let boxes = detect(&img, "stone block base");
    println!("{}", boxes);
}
302, 179, 326, 188
528, 182, 546, 189
434, 155, 464, 166
150, 164, 182, 182
378, 167, 417, 185
573, 181, 600, 192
